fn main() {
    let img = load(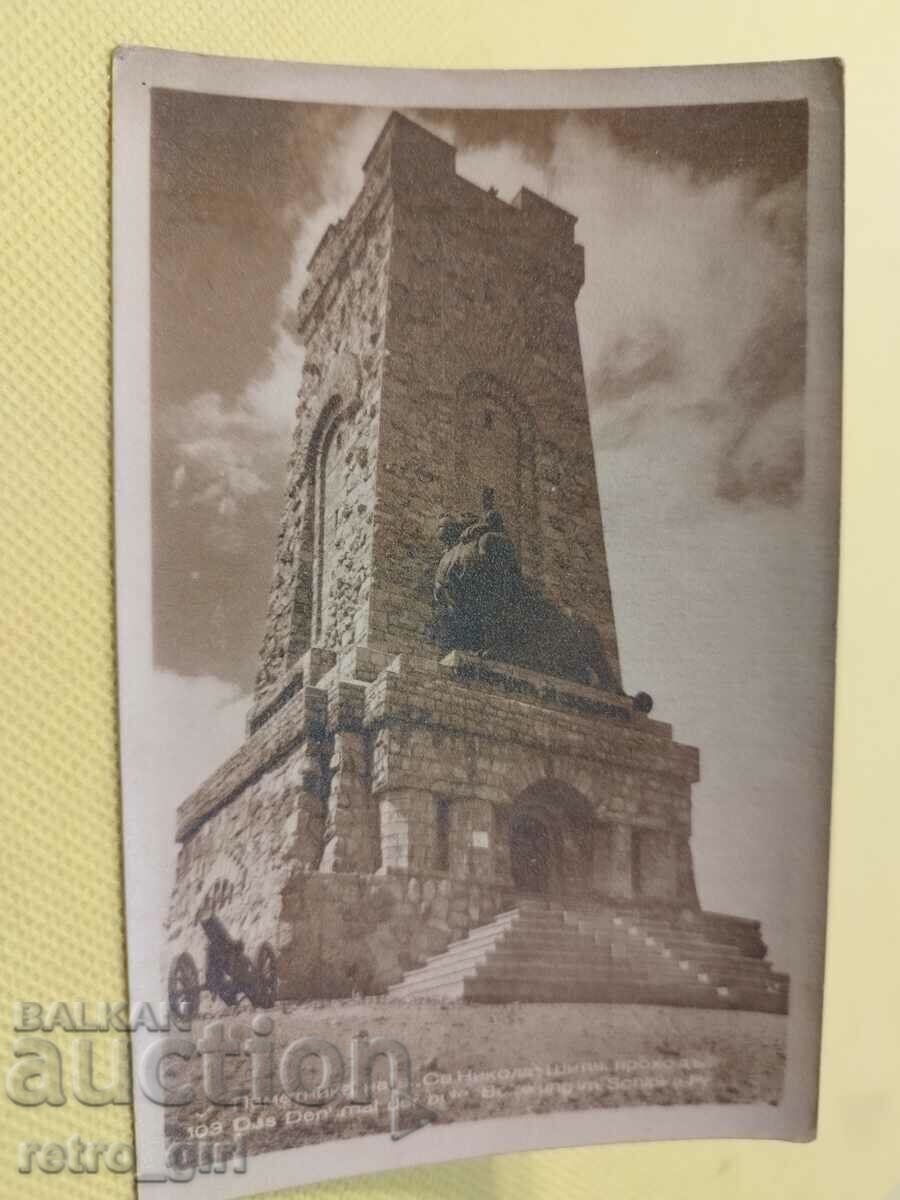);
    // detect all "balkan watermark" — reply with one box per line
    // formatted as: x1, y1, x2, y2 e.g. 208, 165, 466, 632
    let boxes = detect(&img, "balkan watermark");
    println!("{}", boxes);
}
5, 1000, 434, 1179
